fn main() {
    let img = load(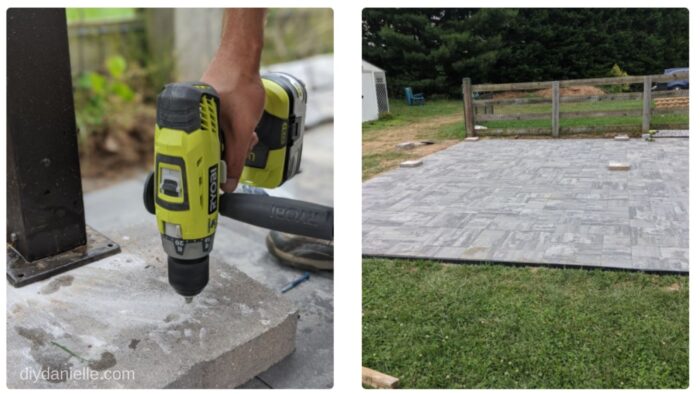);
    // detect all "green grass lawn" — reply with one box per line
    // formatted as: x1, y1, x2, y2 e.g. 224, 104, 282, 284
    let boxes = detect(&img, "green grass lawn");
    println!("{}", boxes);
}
363, 99, 463, 133
363, 259, 688, 388
482, 98, 689, 130
430, 98, 689, 136
495, 98, 642, 114
362, 99, 465, 179
438, 113, 689, 136
362, 97, 688, 179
